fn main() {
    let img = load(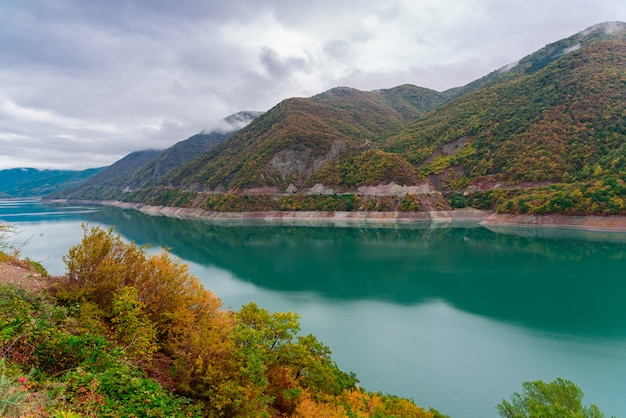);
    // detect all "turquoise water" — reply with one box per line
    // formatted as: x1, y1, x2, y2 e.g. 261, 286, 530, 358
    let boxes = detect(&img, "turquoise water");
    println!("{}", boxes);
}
2, 199, 626, 417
